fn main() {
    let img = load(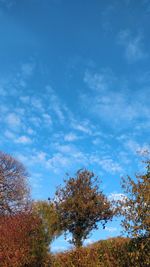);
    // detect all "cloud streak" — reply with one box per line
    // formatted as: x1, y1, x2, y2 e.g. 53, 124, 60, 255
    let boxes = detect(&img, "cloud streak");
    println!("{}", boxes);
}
81, 69, 150, 130
118, 30, 147, 62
